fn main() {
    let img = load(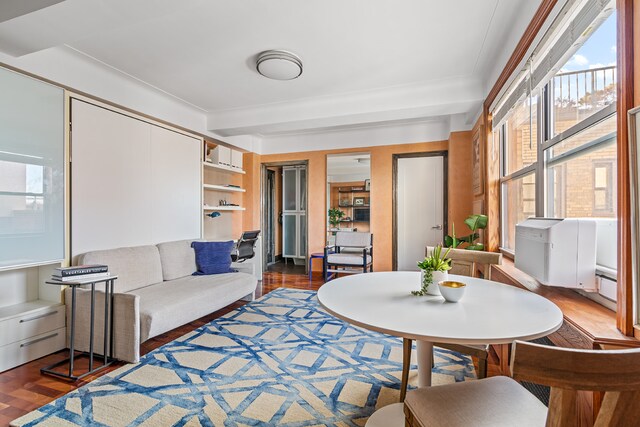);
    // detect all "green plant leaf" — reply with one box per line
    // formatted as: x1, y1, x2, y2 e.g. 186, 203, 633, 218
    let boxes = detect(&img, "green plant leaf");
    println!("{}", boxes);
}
444, 235, 462, 248
464, 214, 488, 232
420, 244, 452, 272
444, 235, 453, 247
459, 233, 480, 243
